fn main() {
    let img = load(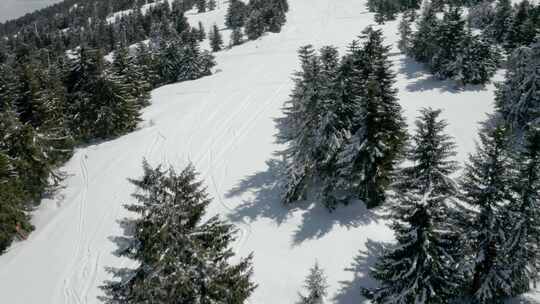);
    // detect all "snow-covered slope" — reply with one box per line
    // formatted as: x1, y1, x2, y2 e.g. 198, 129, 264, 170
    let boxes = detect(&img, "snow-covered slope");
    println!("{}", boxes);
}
1, 0, 535, 303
